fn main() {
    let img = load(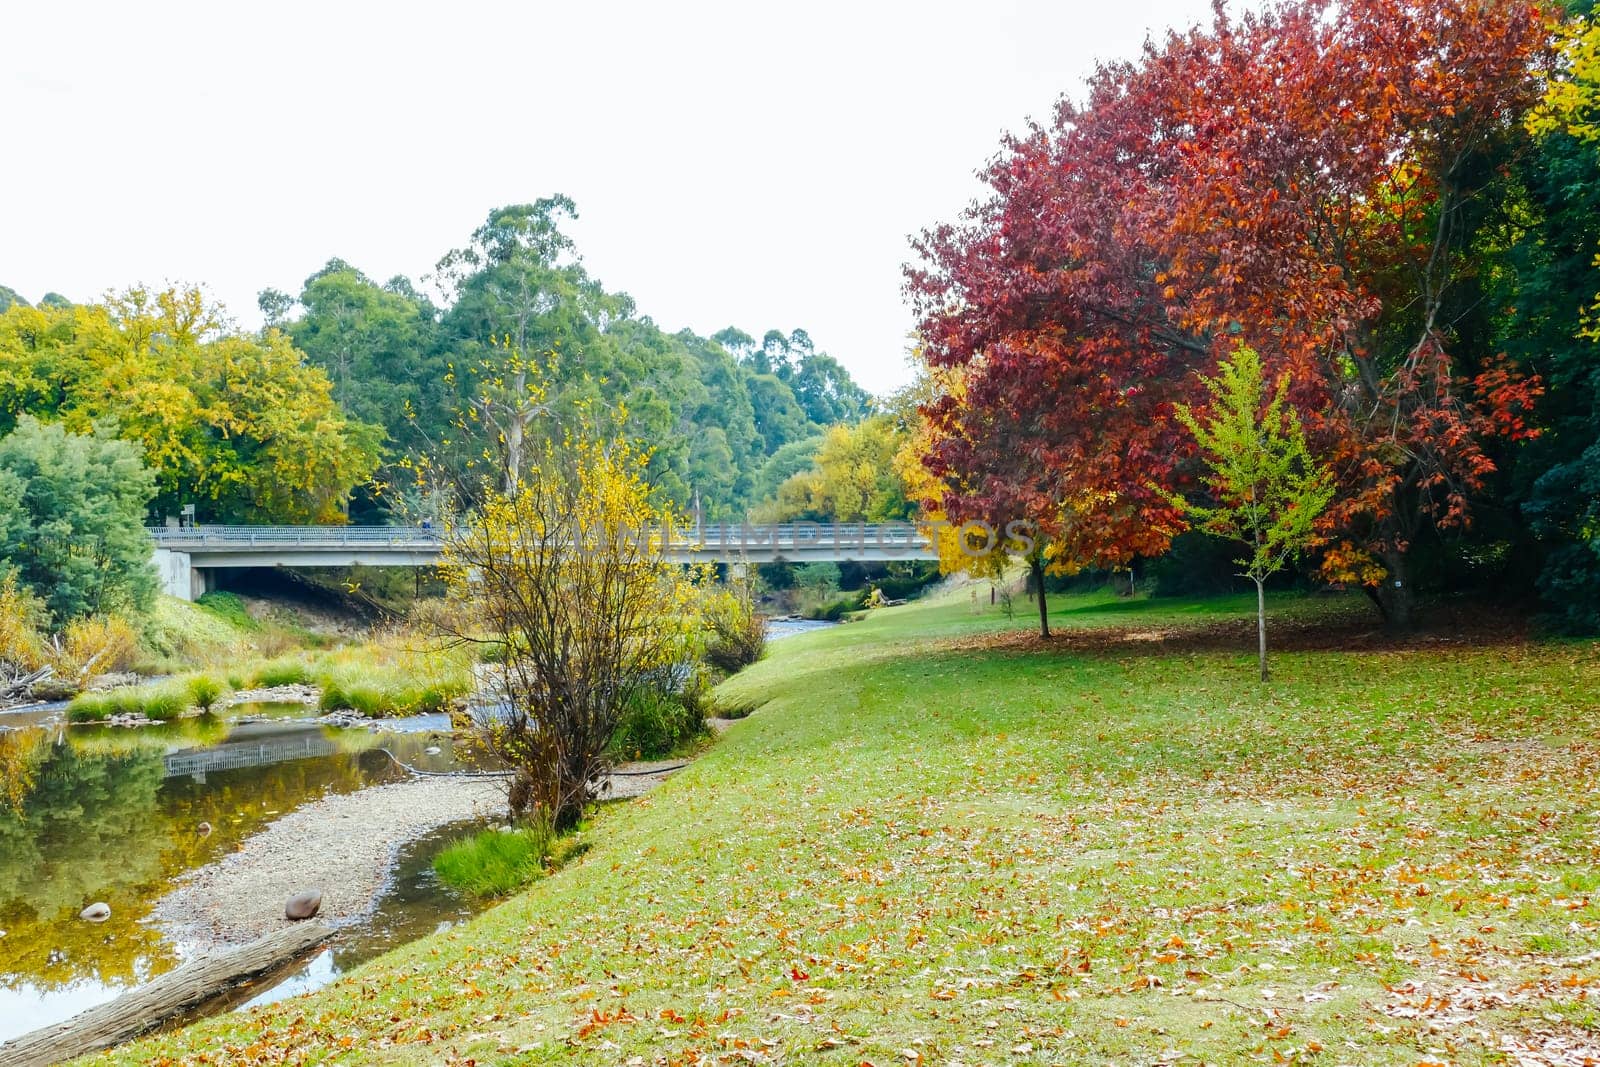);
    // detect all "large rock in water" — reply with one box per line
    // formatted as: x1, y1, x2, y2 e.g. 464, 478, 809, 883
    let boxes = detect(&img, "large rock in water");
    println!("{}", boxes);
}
285, 890, 323, 921
79, 902, 111, 922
